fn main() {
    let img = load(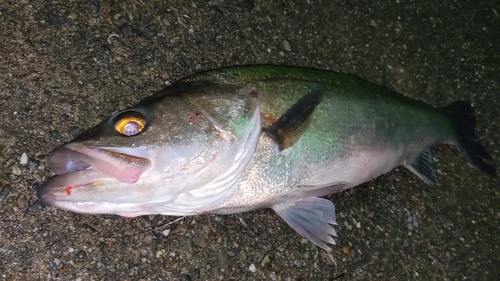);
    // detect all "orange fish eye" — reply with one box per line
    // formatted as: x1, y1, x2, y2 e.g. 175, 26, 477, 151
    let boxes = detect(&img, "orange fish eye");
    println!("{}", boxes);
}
114, 116, 146, 136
